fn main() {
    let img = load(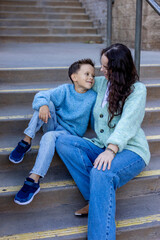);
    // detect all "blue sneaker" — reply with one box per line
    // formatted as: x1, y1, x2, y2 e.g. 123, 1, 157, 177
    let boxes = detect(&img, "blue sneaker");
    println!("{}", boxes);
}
9, 140, 31, 164
14, 177, 40, 205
